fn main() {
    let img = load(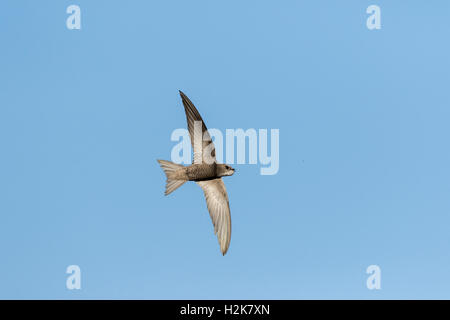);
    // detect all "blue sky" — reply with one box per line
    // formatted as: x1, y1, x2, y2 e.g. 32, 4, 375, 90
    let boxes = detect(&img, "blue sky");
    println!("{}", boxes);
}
1, 0, 449, 299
